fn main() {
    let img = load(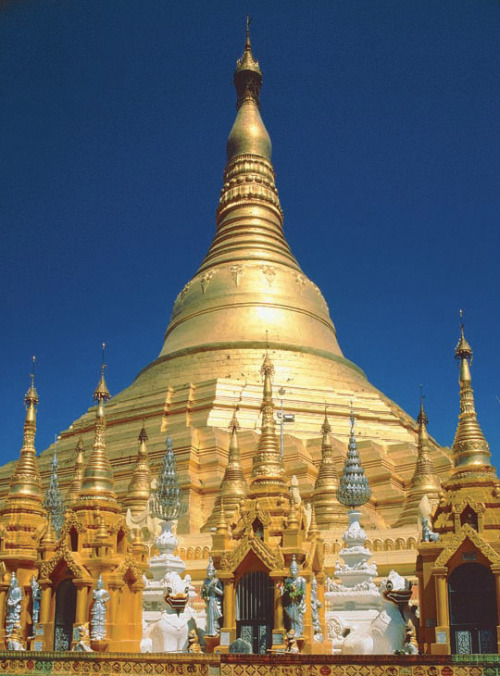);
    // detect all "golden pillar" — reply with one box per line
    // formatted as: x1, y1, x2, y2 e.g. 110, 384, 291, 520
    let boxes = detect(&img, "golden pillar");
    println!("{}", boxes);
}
74, 582, 89, 625
432, 568, 450, 654
221, 576, 235, 645
273, 577, 284, 634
